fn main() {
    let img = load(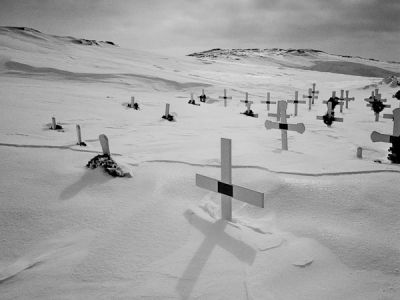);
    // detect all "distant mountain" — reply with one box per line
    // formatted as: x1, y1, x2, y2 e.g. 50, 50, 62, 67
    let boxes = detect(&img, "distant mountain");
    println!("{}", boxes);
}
188, 48, 400, 78
0, 26, 117, 47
